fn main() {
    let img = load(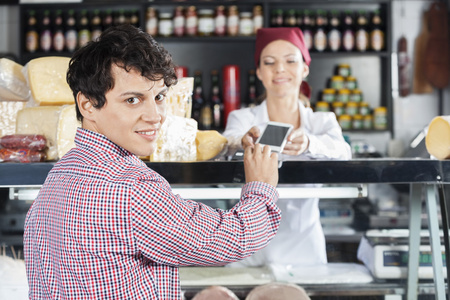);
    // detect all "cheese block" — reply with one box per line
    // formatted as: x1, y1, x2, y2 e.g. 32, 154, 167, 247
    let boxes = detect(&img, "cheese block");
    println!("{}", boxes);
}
425, 116, 450, 160
15, 105, 80, 160
0, 101, 26, 136
25, 56, 74, 105
150, 115, 197, 162
196, 130, 228, 161
165, 77, 193, 118
0, 58, 30, 101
